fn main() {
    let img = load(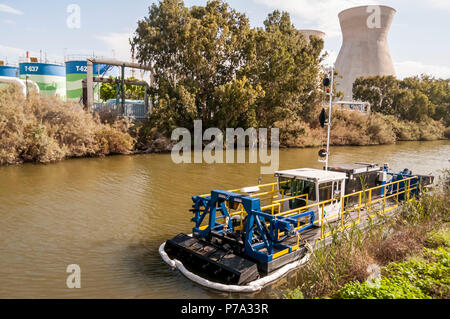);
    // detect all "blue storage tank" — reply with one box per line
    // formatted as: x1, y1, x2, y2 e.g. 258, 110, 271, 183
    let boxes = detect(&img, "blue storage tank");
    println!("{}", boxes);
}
0, 65, 19, 77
